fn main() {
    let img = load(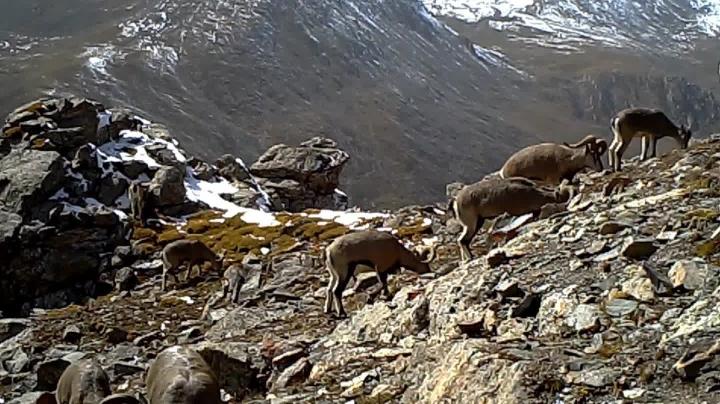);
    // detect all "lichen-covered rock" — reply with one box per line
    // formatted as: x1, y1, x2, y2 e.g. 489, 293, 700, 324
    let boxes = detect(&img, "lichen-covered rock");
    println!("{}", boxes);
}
215, 154, 250, 182
250, 137, 350, 211
0, 148, 65, 216
148, 166, 186, 207
251, 137, 348, 193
